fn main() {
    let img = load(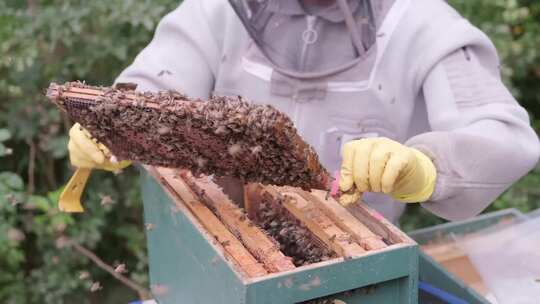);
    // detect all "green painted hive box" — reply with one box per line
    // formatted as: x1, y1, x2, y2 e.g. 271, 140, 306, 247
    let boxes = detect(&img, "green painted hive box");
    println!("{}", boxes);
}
140, 167, 419, 304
